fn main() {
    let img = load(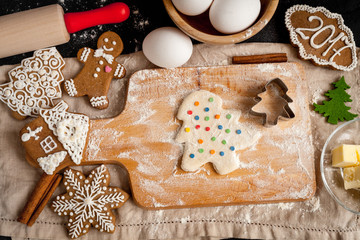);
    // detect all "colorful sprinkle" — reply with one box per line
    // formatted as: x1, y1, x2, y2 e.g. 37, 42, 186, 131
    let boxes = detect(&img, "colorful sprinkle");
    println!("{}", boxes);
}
198, 139, 203, 144
215, 114, 220, 119
230, 146, 235, 151
226, 114, 232, 119
187, 110, 193, 115
190, 154, 195, 158
218, 125, 223, 130
209, 97, 214, 102
220, 151, 225, 156
210, 150, 215, 154
195, 125, 200, 129
198, 149, 204, 153
205, 127, 210, 131
194, 101, 199, 106
204, 107, 209, 112
194, 115, 199, 120
222, 140, 227, 145
211, 137, 216, 141
185, 128, 190, 132
225, 129, 230, 133
205, 116, 210, 121
236, 129, 242, 134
